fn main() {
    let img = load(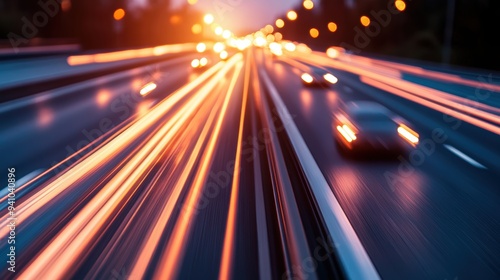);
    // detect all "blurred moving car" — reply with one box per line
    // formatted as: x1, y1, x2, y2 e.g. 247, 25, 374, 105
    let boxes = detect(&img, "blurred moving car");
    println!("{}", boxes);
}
191, 57, 209, 70
333, 101, 419, 155
301, 68, 338, 87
